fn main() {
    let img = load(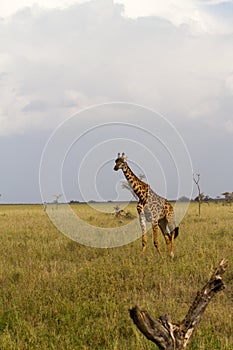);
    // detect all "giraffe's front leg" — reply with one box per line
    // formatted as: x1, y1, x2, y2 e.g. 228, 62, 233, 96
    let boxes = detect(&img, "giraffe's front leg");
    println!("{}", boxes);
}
152, 221, 162, 257
169, 230, 175, 259
137, 204, 147, 252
